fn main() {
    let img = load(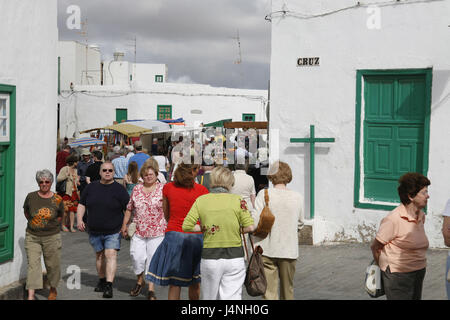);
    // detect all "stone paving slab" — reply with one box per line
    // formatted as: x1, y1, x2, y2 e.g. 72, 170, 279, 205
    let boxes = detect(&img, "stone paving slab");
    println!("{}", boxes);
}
14, 230, 450, 300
